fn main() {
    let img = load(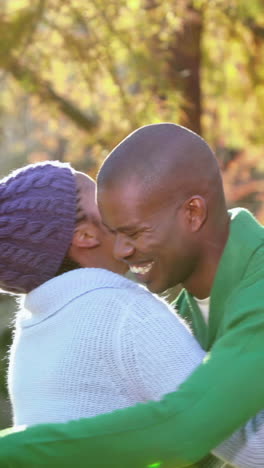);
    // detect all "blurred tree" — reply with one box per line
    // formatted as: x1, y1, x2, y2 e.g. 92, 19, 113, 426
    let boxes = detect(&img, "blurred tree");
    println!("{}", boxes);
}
0, 0, 263, 185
